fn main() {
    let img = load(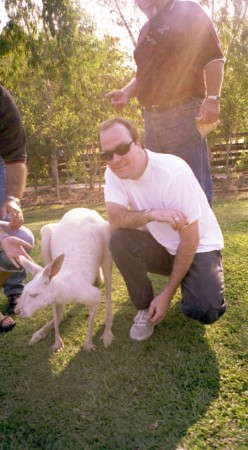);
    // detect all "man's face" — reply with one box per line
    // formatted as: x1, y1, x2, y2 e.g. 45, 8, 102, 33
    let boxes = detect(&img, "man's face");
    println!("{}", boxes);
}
135, 0, 171, 18
135, 0, 158, 18
100, 124, 145, 180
